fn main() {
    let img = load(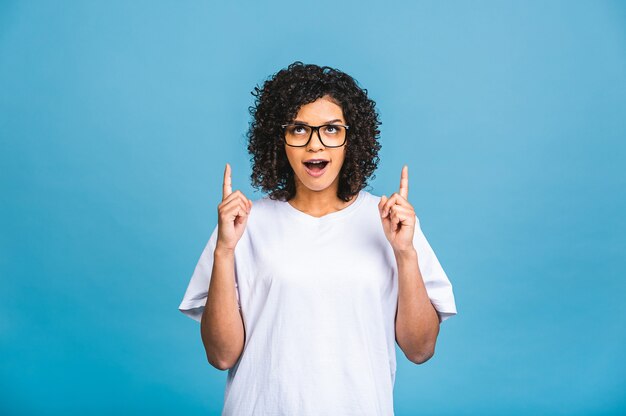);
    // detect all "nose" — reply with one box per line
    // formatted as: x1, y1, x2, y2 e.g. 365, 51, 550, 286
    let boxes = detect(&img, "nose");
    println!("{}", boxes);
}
306, 127, 325, 151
